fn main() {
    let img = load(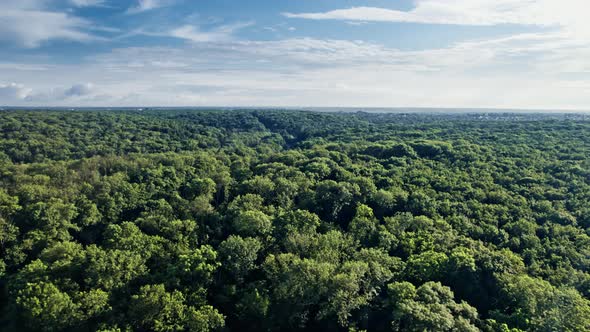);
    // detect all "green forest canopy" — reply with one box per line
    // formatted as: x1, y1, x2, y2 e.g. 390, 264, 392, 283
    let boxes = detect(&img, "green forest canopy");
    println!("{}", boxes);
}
0, 109, 589, 331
